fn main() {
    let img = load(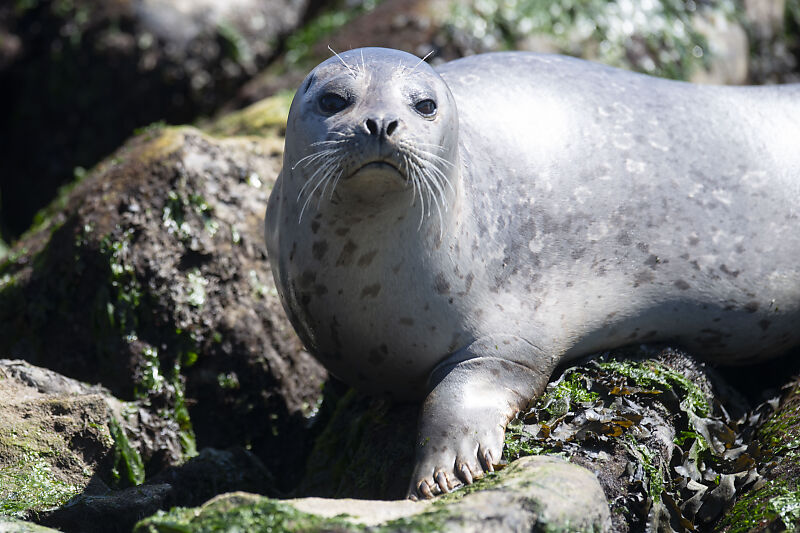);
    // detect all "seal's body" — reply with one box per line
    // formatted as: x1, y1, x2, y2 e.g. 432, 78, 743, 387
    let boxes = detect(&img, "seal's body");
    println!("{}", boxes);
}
265, 48, 800, 498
